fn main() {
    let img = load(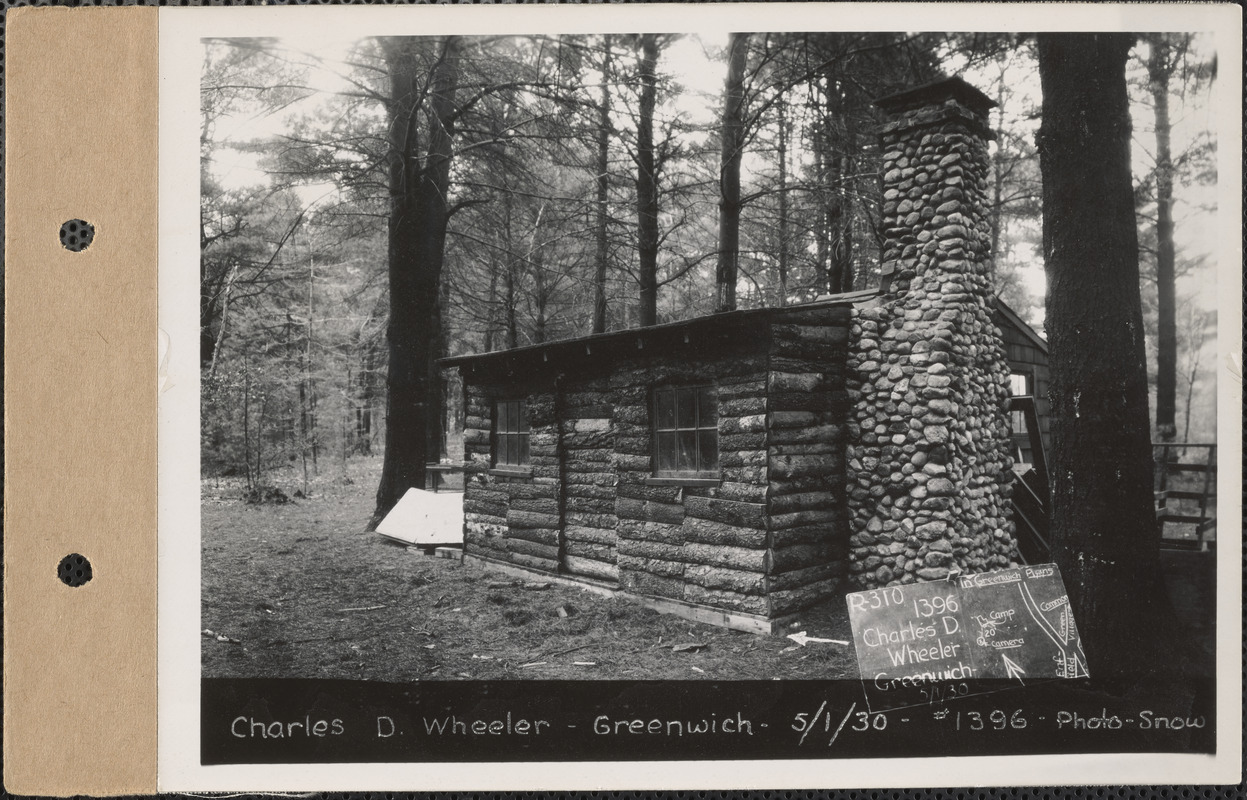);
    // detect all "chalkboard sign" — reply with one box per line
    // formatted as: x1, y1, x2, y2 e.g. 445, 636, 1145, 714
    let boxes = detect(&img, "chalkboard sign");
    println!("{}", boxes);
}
846, 564, 1087, 710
